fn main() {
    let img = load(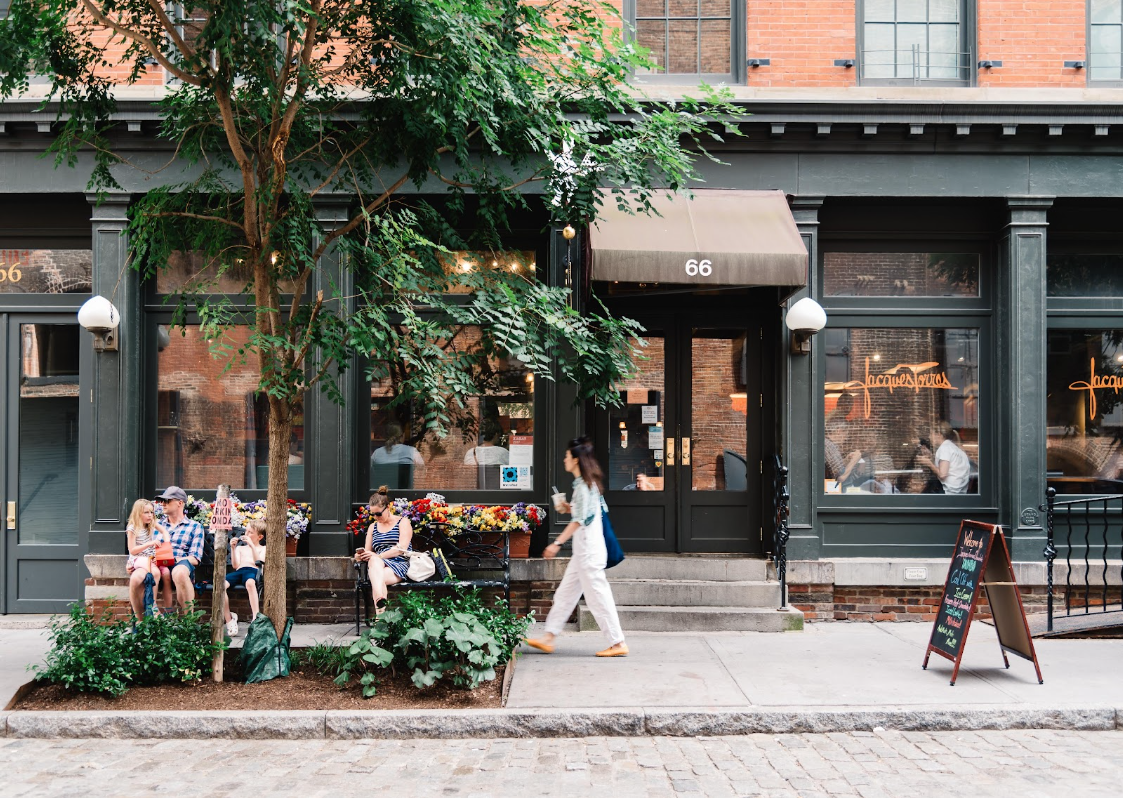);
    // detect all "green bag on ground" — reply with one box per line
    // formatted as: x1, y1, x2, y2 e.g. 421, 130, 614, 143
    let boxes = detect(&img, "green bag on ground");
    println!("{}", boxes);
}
242, 615, 294, 683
